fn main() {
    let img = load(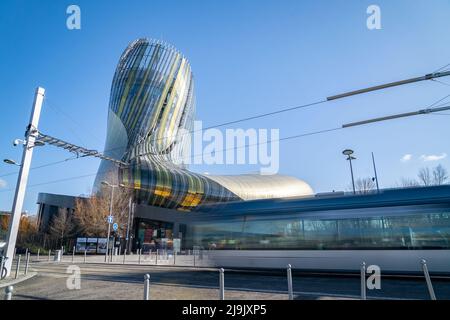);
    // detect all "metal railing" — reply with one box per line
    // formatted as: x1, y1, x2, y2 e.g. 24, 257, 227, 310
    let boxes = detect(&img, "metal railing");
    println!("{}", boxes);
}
9, 246, 440, 301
